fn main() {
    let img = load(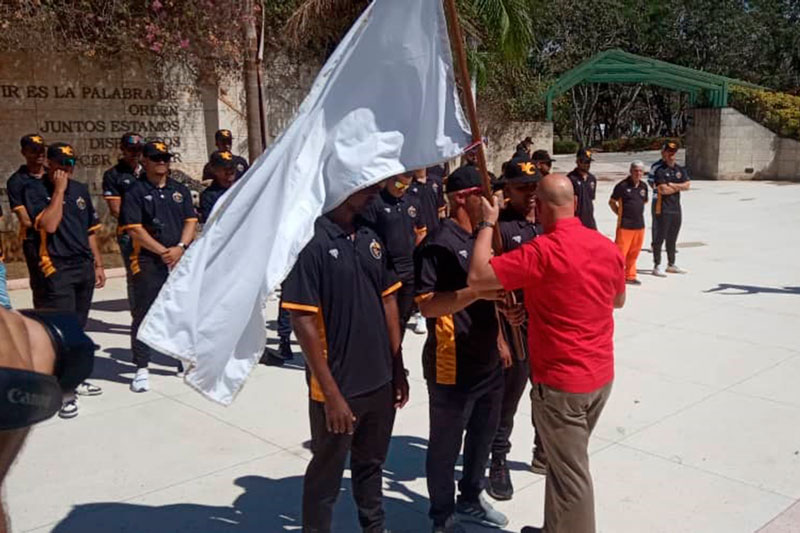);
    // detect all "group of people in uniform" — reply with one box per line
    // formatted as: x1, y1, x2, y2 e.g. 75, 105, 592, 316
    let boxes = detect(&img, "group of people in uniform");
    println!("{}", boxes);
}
279, 137, 691, 533
0, 129, 250, 415
0, 126, 691, 532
